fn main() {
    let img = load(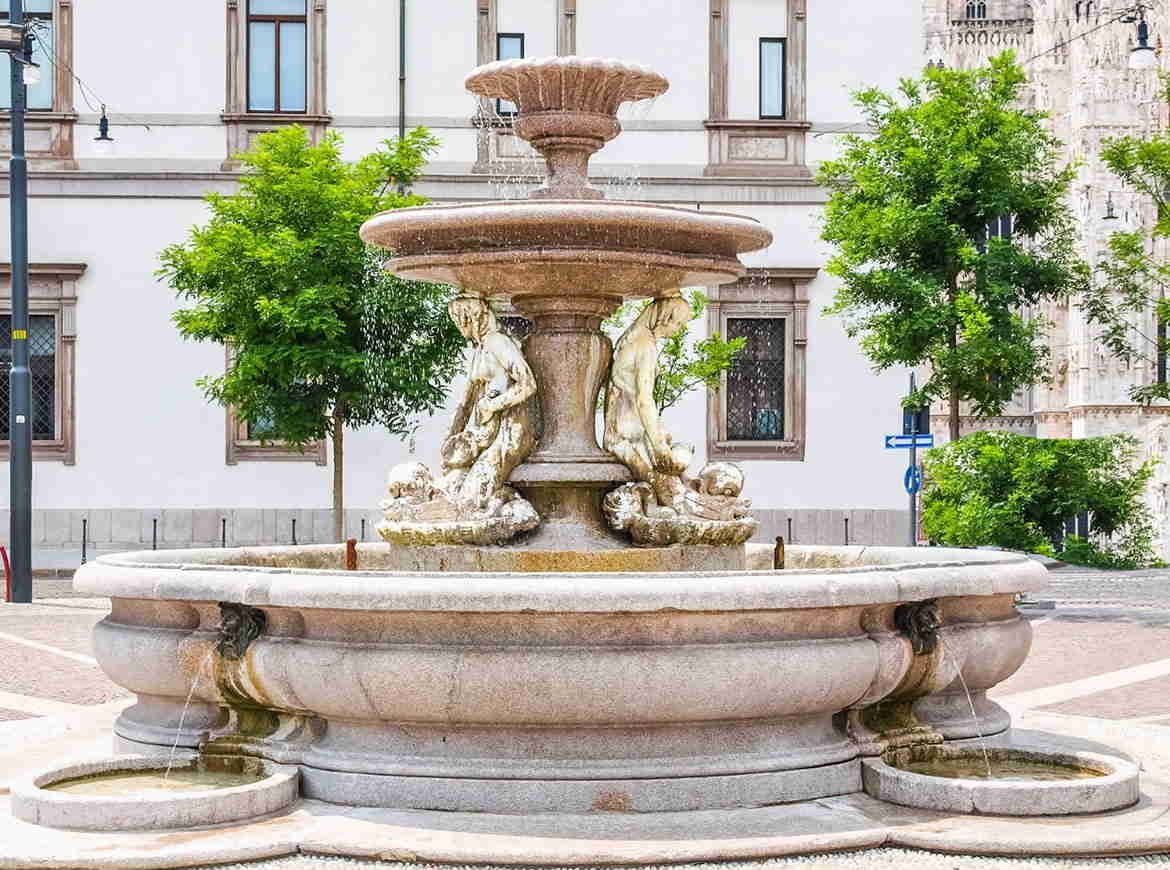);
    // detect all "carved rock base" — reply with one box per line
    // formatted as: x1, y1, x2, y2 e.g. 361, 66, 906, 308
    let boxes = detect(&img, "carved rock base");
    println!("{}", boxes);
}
378, 496, 540, 547
604, 481, 759, 547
